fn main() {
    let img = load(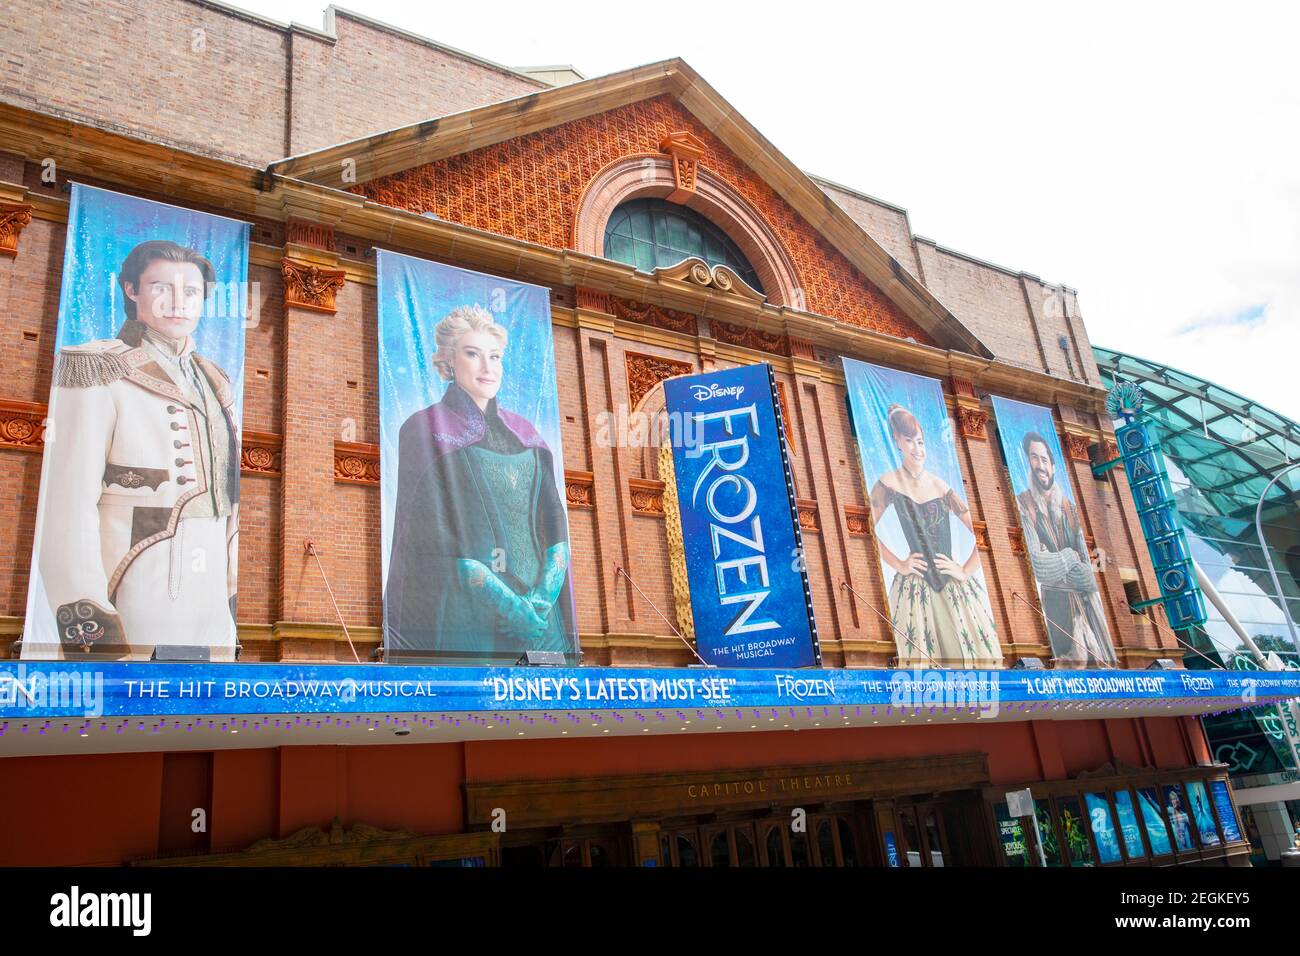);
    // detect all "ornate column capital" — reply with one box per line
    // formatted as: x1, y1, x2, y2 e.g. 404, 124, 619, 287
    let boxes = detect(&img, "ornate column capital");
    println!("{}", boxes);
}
955, 404, 989, 441
0, 202, 34, 257
1062, 430, 1093, 463
949, 377, 988, 441
282, 257, 346, 315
